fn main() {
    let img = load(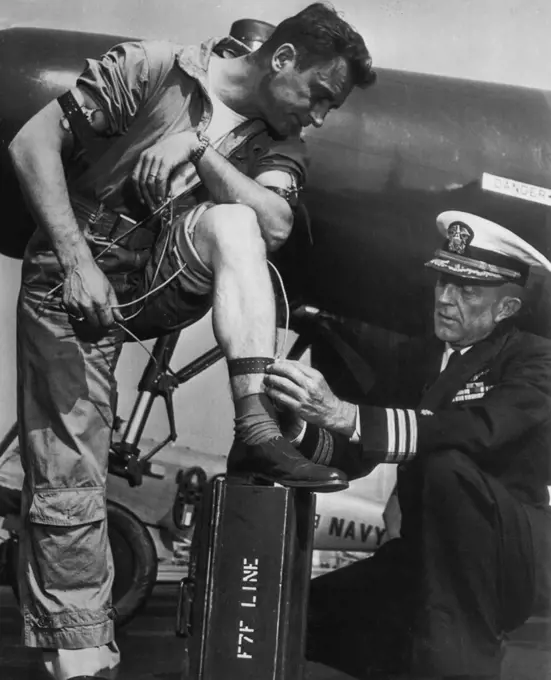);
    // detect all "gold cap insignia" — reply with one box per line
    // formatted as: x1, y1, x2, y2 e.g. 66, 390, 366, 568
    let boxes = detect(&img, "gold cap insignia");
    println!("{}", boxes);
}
447, 221, 474, 255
